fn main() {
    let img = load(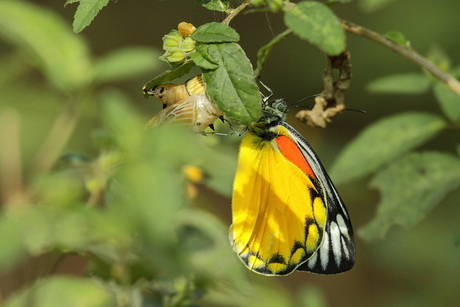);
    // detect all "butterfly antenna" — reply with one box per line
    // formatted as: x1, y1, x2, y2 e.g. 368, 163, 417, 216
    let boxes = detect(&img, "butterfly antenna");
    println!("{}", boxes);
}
288, 93, 320, 107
